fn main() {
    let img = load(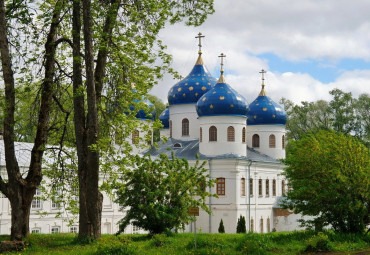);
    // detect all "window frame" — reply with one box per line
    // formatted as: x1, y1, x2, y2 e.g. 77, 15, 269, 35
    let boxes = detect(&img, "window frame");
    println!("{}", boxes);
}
31, 188, 42, 210
51, 226, 60, 234
252, 134, 260, 148
272, 179, 276, 196
241, 178, 245, 196
182, 118, 189, 136
269, 134, 276, 148
265, 179, 270, 197
258, 178, 263, 197
249, 178, 253, 196
242, 127, 246, 143
227, 126, 235, 142
200, 127, 202, 142
216, 177, 226, 196
209, 126, 217, 142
